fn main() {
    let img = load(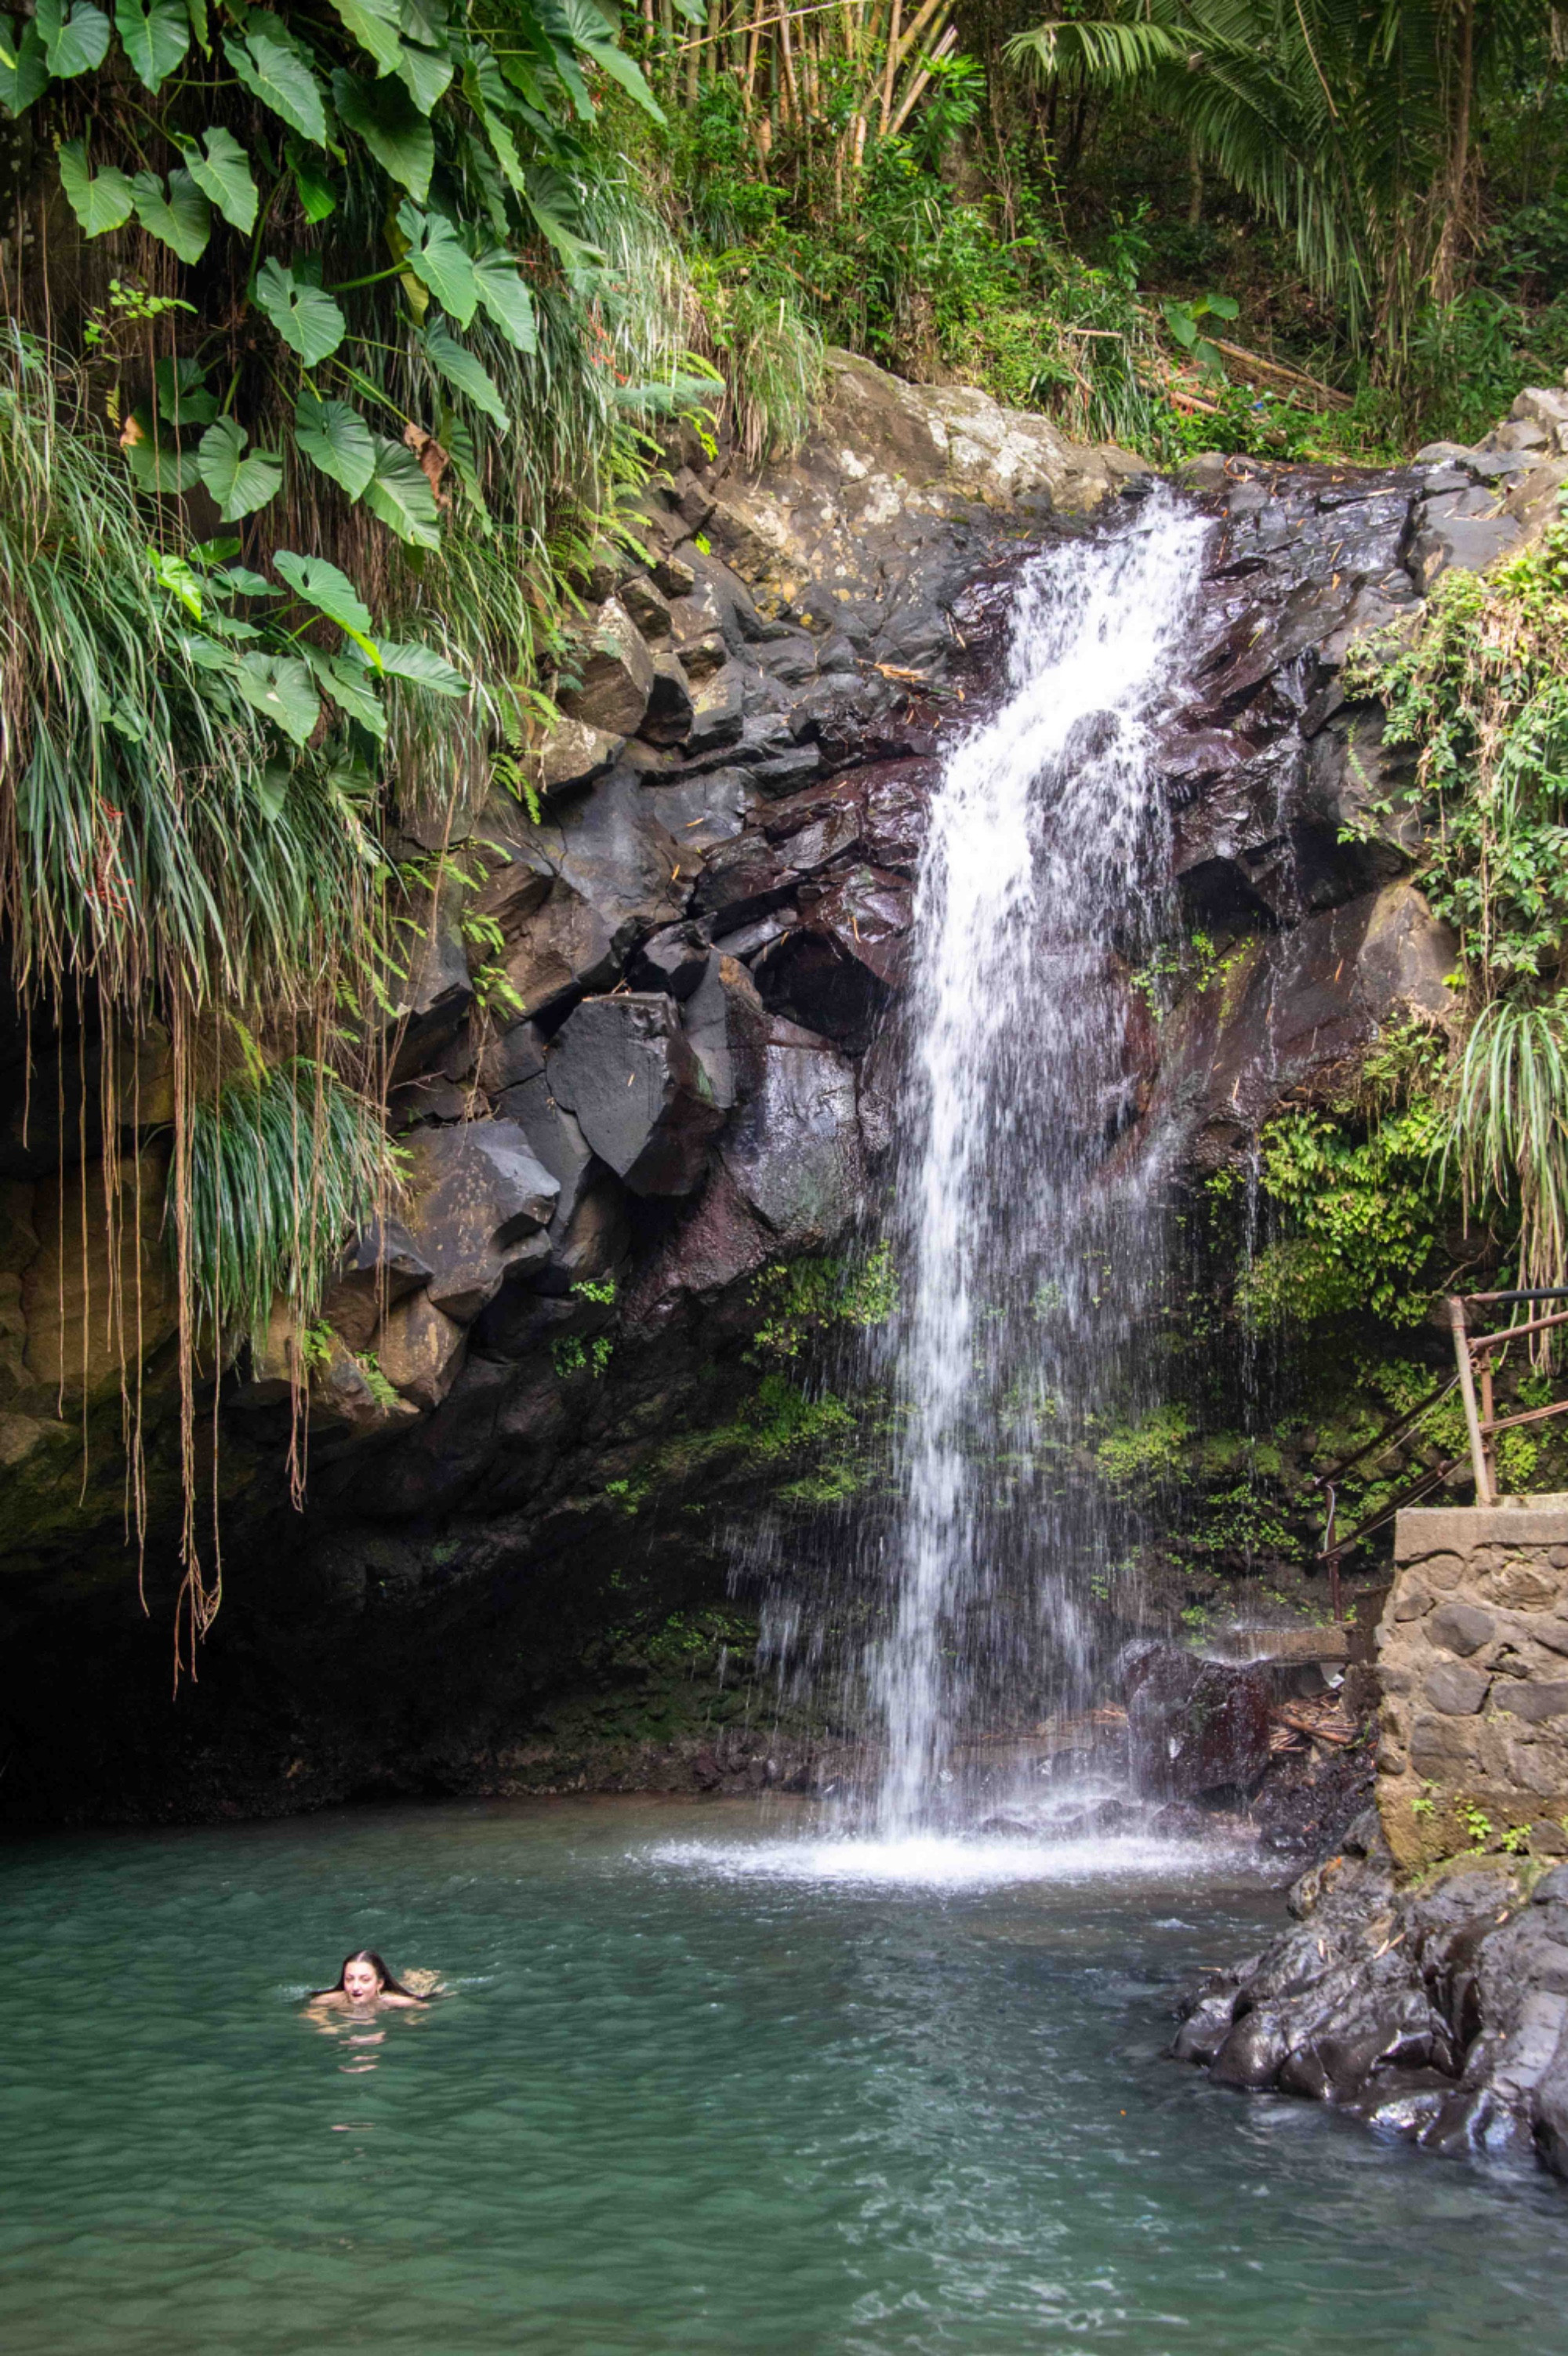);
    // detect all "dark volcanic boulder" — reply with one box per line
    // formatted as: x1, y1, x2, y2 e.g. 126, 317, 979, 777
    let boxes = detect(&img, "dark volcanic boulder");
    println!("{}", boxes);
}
682, 952, 769, 1110
720, 1018, 862, 1246
1173, 1829, 1568, 2180
1124, 1640, 1273, 1799
472, 777, 686, 1020
321, 1217, 434, 1351
401, 1120, 559, 1321
548, 993, 724, 1196
558, 597, 655, 735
